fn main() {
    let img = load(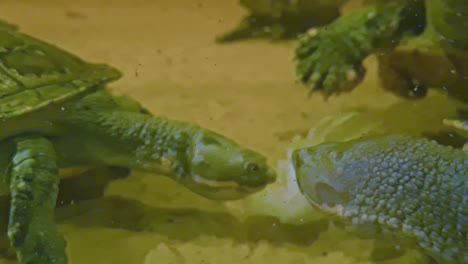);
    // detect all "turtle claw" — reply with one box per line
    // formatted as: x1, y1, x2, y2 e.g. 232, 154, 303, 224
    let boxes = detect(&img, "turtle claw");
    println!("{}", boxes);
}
296, 30, 367, 97
295, 1, 418, 98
